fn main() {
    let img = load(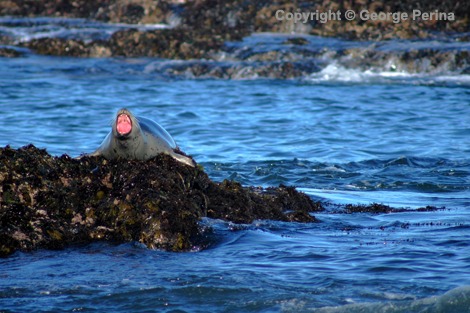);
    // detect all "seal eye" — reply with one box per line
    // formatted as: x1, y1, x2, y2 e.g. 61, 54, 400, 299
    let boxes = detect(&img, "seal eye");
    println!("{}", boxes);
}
116, 113, 132, 136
